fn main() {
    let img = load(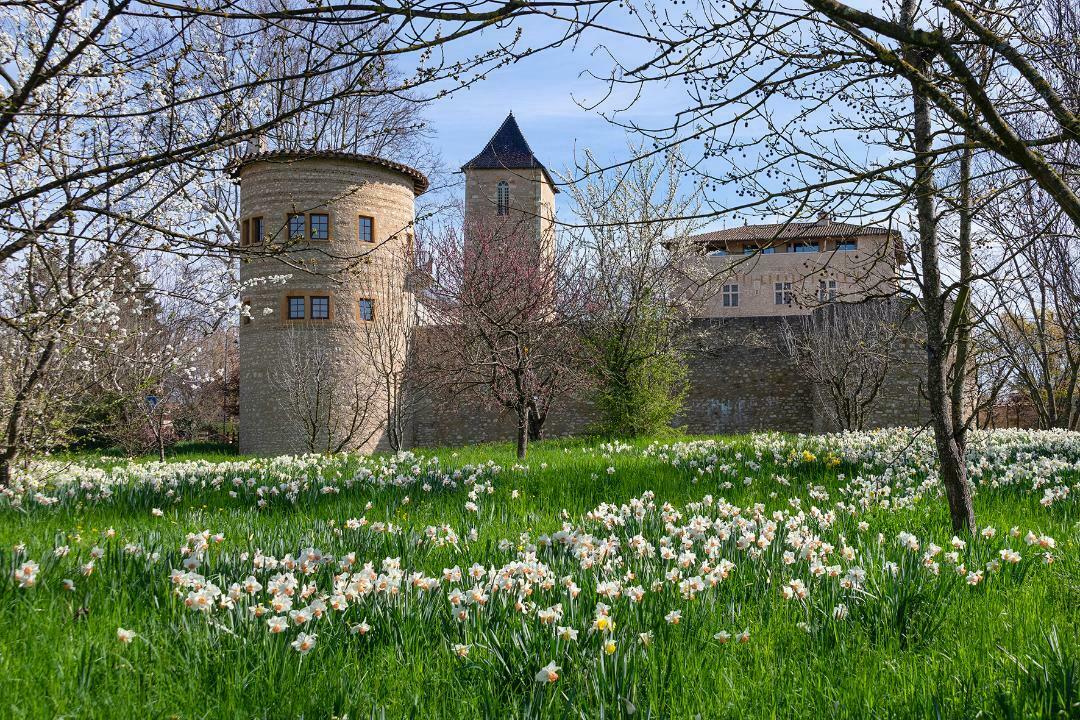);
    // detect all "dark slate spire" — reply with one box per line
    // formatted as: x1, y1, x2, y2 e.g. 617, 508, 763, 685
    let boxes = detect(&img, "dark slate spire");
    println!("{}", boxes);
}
462, 113, 558, 191
462, 113, 544, 169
